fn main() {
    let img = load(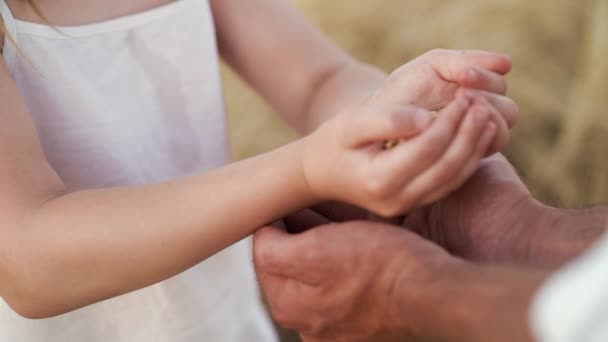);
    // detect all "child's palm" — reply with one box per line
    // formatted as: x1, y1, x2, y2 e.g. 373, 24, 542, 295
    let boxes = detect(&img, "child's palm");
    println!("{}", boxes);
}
303, 94, 497, 217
